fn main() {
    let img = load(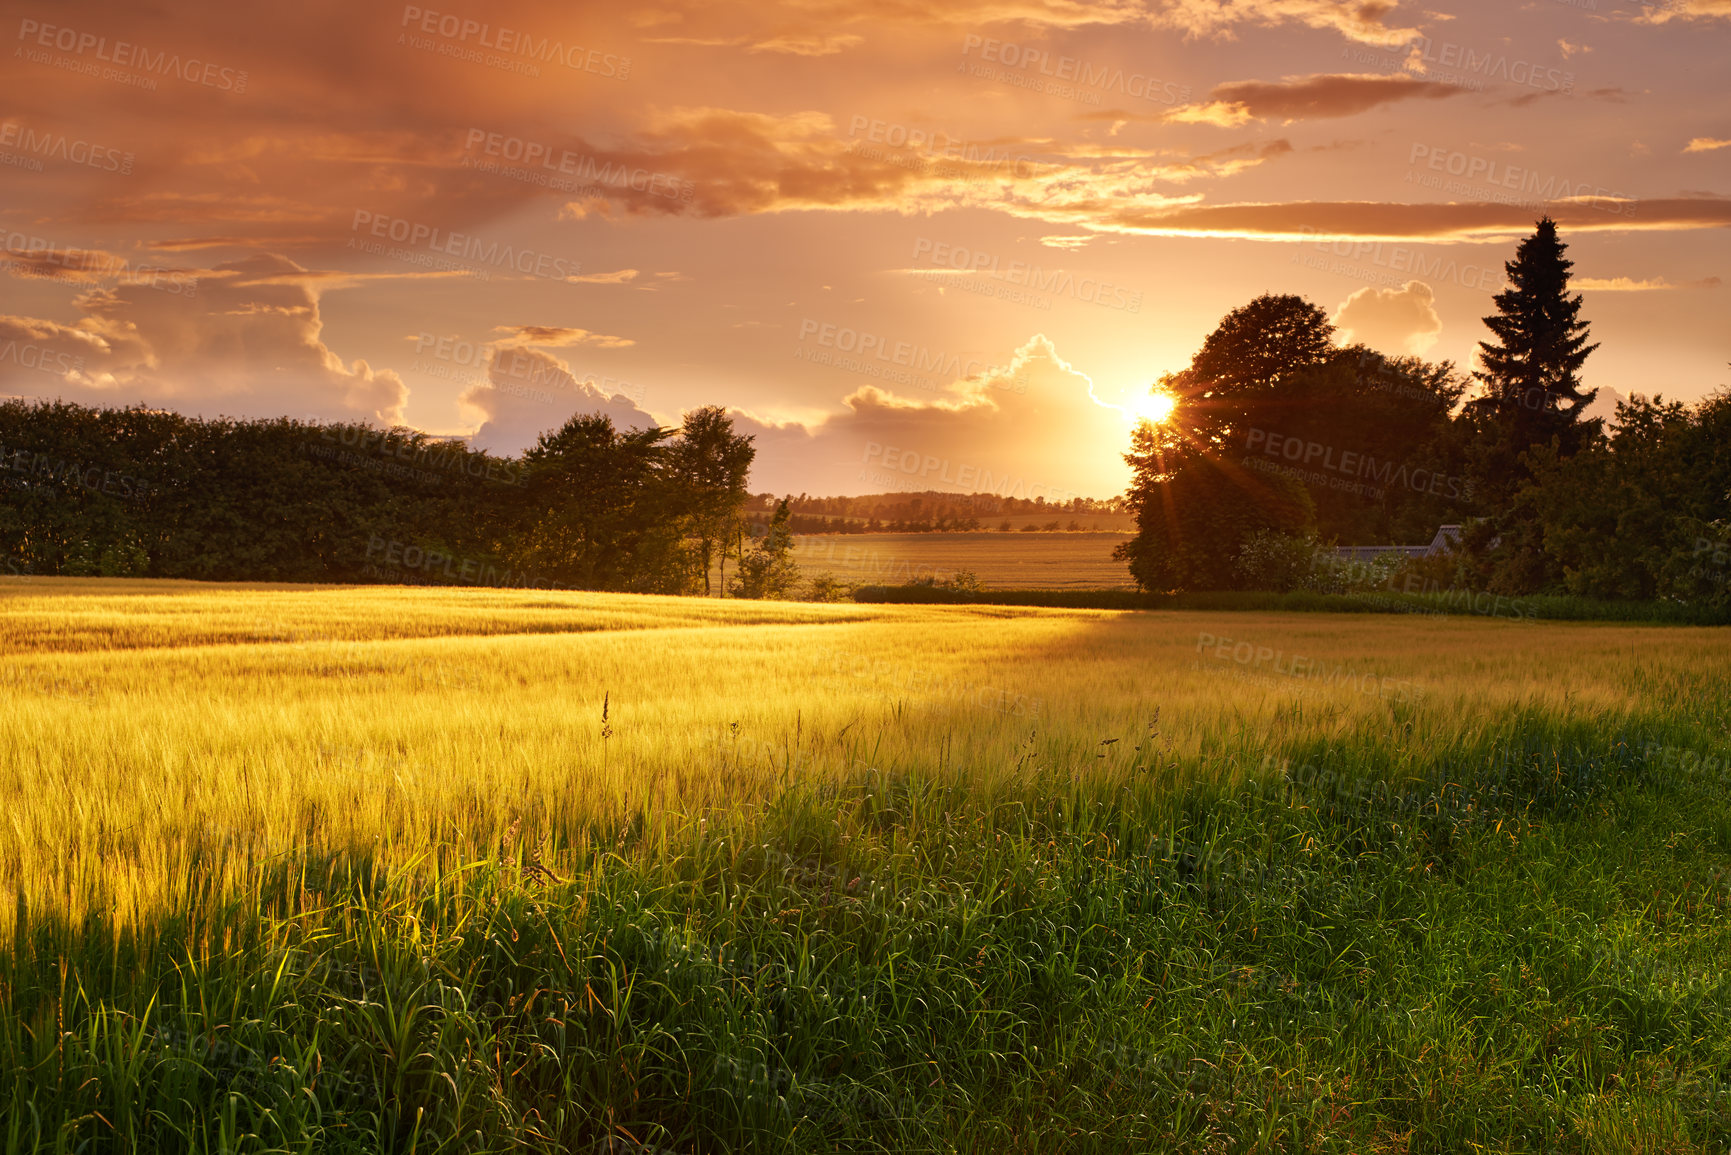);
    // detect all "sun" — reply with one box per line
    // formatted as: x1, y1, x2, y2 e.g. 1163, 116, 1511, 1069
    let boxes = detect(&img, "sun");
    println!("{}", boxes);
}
1126, 390, 1176, 425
